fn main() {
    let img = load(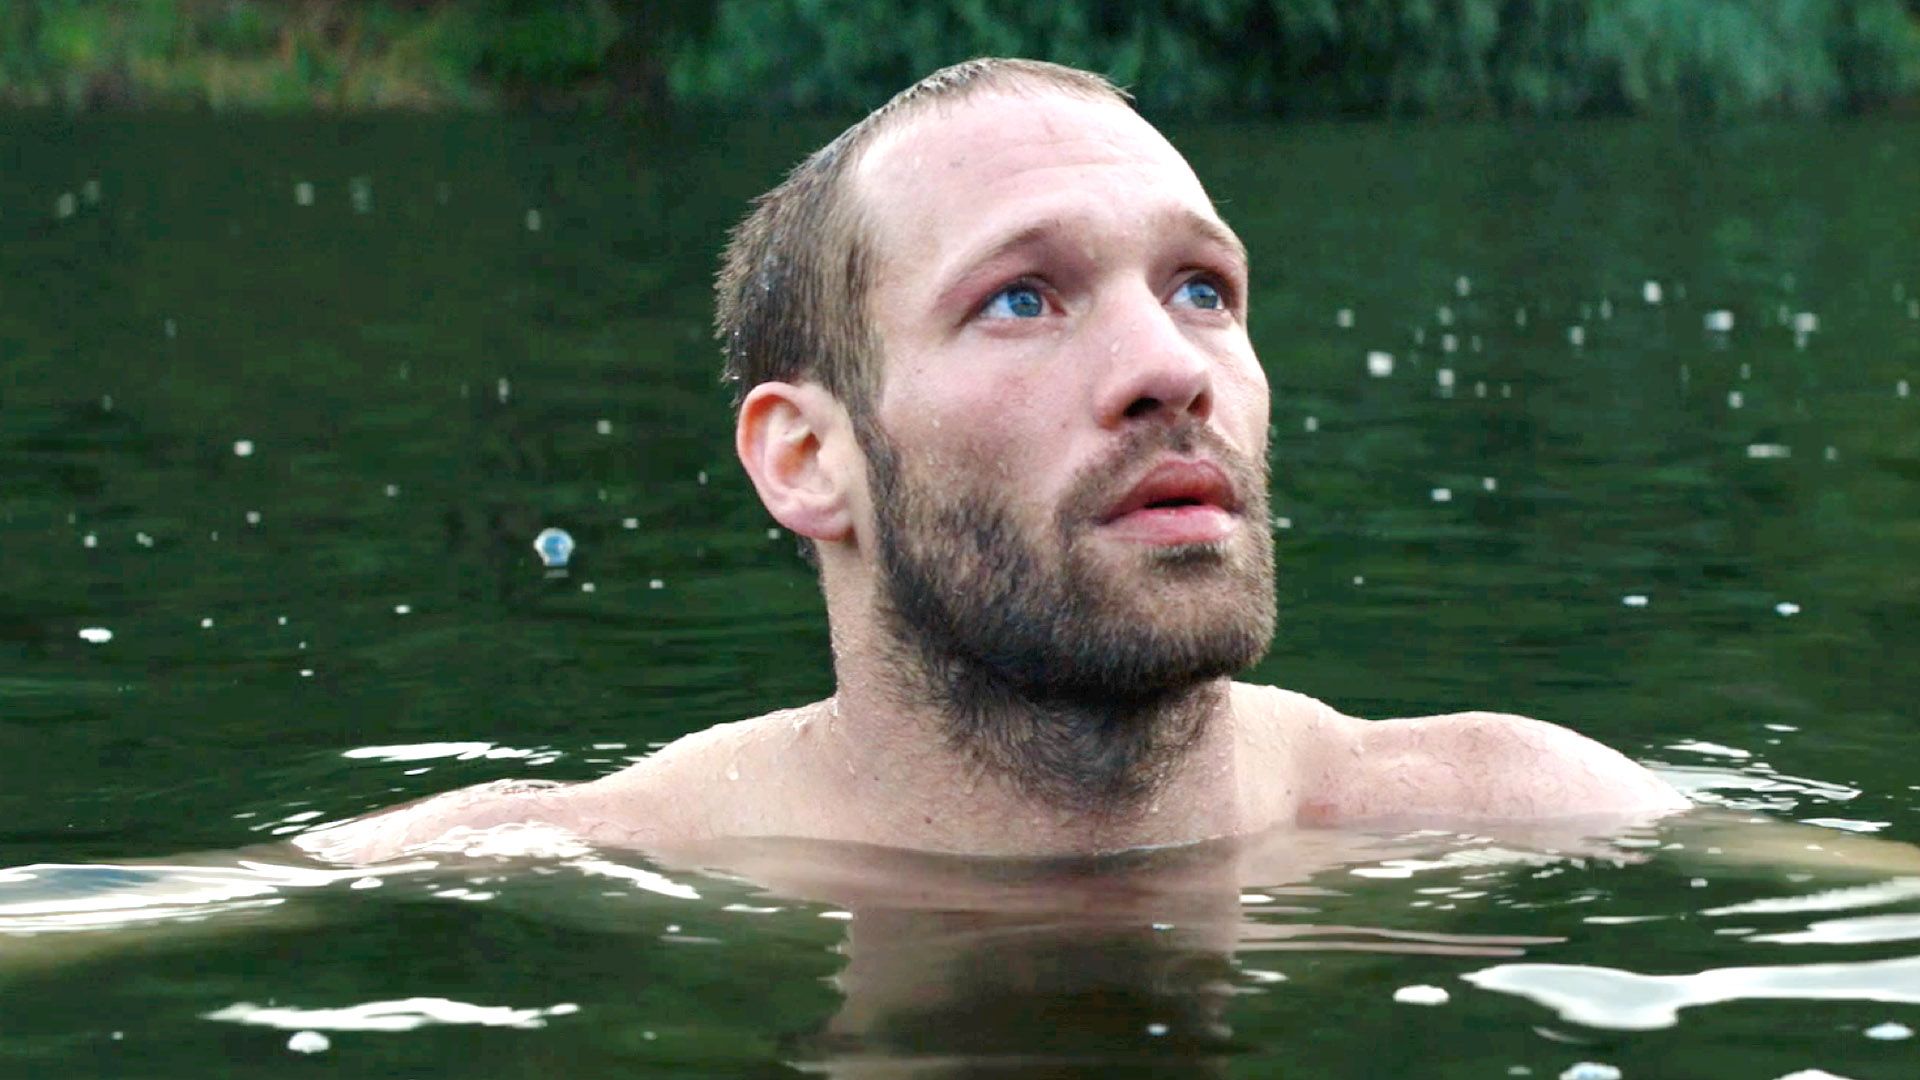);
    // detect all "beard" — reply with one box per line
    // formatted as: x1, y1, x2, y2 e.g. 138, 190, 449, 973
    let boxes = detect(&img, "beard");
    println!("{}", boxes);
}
864, 418, 1276, 814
